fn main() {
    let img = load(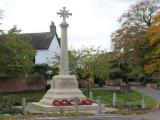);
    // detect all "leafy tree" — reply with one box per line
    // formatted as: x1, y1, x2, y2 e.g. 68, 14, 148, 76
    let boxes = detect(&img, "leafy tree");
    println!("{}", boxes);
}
119, 0, 160, 27
31, 63, 58, 80
112, 0, 160, 79
106, 52, 132, 82
69, 47, 116, 81
69, 47, 100, 95
144, 12, 160, 75
148, 12, 160, 45
112, 26, 147, 65
94, 52, 110, 80
69, 47, 101, 79
68, 50, 81, 78
112, 0, 160, 60
0, 26, 35, 76
94, 51, 122, 81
